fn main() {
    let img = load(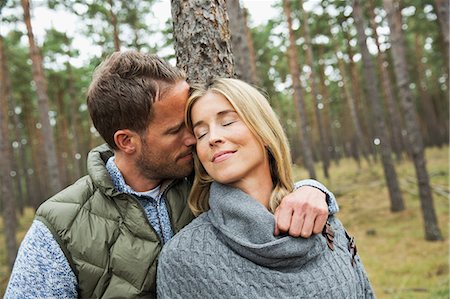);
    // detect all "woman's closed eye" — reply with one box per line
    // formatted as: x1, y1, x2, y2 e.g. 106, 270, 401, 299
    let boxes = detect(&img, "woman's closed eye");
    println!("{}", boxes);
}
194, 129, 208, 140
222, 120, 236, 126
